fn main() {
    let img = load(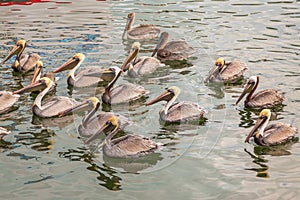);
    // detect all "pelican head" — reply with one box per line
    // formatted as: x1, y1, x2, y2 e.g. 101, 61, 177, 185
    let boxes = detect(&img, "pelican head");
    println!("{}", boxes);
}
151, 31, 169, 57
84, 115, 119, 144
245, 109, 271, 143
52, 53, 85, 80
31, 60, 43, 84
2, 40, 27, 64
235, 76, 259, 105
13, 77, 52, 94
122, 12, 135, 38
146, 86, 180, 115
204, 57, 226, 83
